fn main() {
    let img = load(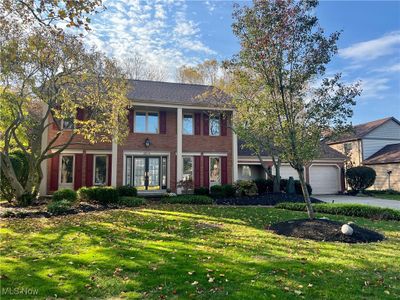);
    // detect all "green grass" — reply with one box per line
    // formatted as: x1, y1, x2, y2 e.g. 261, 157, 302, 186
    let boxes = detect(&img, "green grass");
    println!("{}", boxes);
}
369, 193, 400, 201
1, 205, 399, 299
